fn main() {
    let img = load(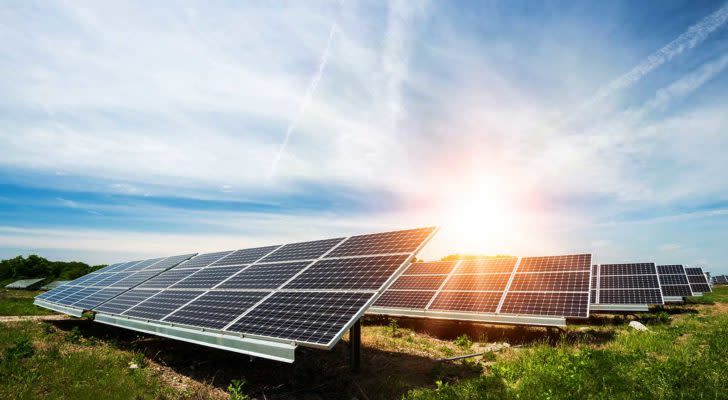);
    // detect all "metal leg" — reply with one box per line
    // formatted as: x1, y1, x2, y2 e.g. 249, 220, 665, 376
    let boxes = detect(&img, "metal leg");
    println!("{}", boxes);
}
349, 319, 361, 373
